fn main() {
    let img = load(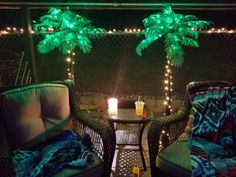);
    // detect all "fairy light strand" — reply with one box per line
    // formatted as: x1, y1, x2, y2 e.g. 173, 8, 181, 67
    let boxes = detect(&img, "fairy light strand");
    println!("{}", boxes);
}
2, 26, 236, 35
159, 60, 173, 150
66, 50, 75, 81
164, 60, 173, 116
